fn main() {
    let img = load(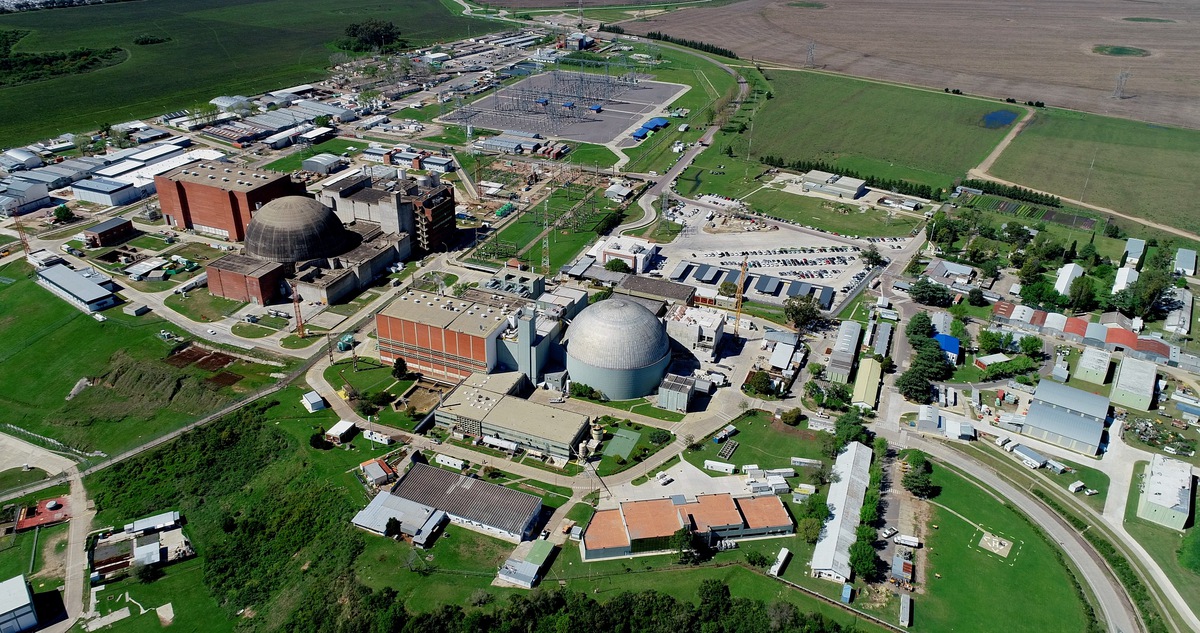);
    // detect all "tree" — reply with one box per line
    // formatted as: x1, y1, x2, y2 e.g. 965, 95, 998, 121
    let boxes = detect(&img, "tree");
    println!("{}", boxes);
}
309, 432, 332, 450
1067, 275, 1096, 312
718, 280, 739, 297
967, 287, 988, 307
745, 371, 773, 396
647, 429, 672, 445
909, 278, 953, 307
808, 363, 824, 380
1018, 334, 1043, 358
569, 382, 602, 400
1018, 257, 1044, 285
896, 369, 932, 403
133, 563, 162, 584
783, 295, 822, 331
780, 408, 805, 427
384, 517, 403, 539
53, 205, 75, 223
745, 550, 771, 567
860, 244, 886, 268
604, 259, 632, 273
834, 409, 870, 449
978, 329, 1004, 354
798, 517, 823, 544
906, 311, 933, 341
342, 18, 404, 51
849, 539, 879, 580
391, 358, 408, 380
313, 114, 332, 127
901, 470, 936, 498
879, 356, 896, 373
